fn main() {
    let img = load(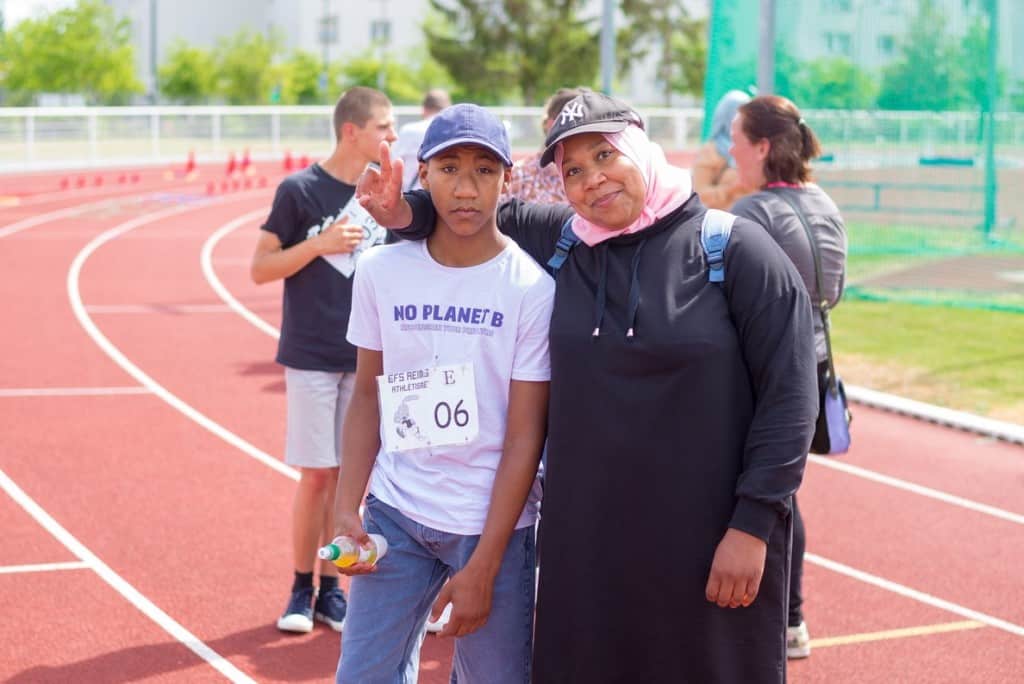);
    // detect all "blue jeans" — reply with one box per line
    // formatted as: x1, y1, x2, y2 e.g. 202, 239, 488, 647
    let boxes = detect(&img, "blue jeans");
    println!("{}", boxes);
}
336, 495, 536, 684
